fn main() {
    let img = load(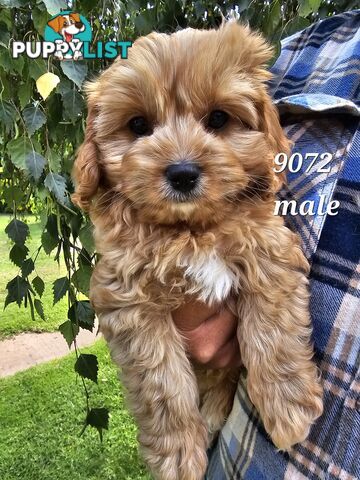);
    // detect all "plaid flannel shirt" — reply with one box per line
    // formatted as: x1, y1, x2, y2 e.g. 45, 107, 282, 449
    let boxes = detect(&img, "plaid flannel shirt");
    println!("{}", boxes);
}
207, 10, 360, 480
